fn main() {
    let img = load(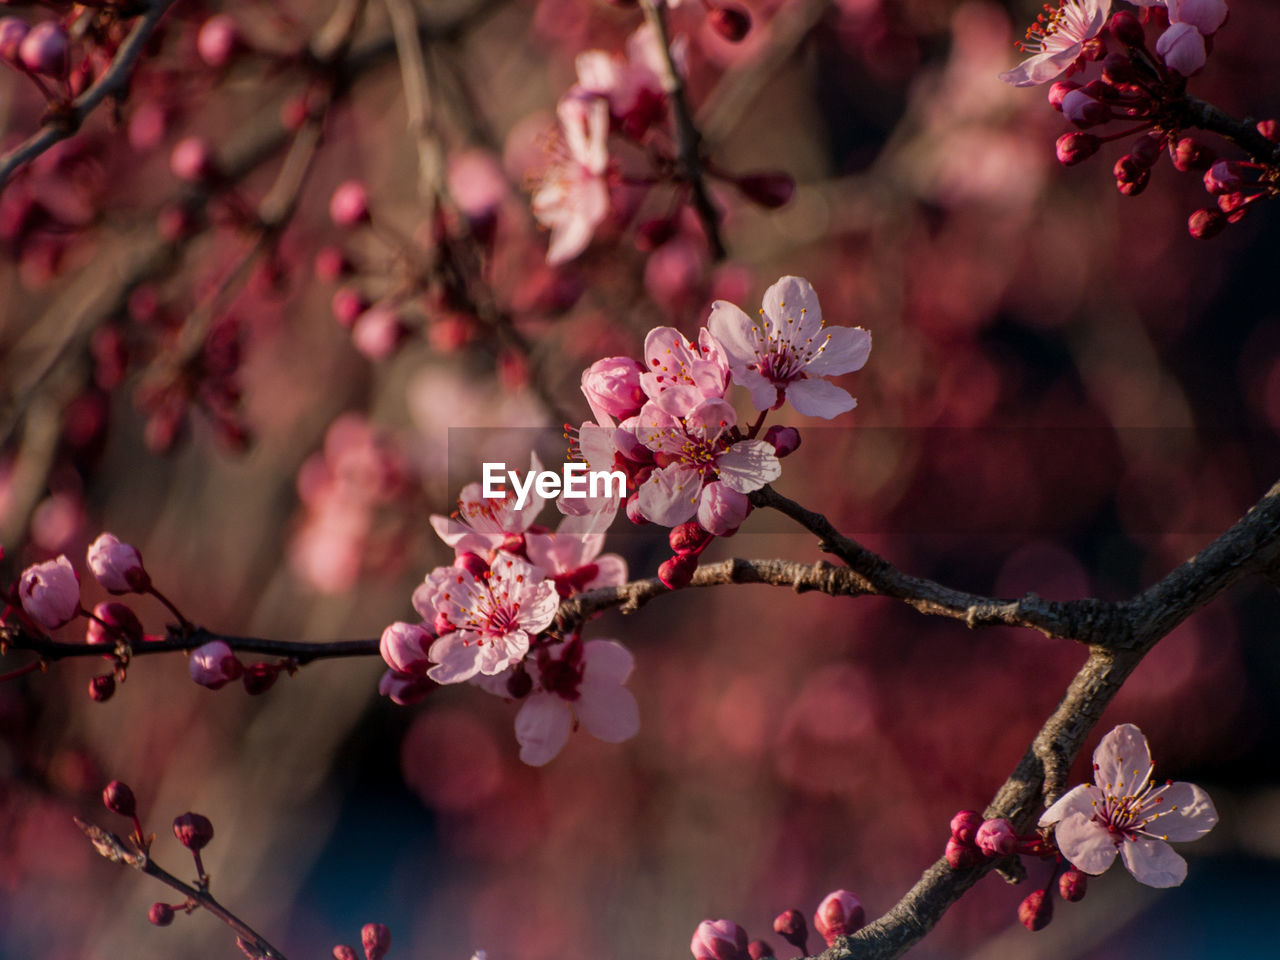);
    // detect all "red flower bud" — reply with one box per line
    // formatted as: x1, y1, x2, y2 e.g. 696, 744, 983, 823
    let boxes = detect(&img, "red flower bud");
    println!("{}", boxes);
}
1018, 889, 1053, 931
19, 21, 69, 78
454, 552, 490, 578
670, 521, 712, 555
170, 138, 217, 184
945, 836, 984, 869
813, 890, 865, 947
1047, 80, 1080, 111
0, 17, 29, 63
1172, 137, 1215, 173
242, 661, 280, 695
1188, 207, 1227, 239
330, 181, 370, 228
1113, 156, 1150, 196
1109, 10, 1146, 48
172, 812, 214, 851
103, 780, 137, 818
361, 923, 391, 960
1130, 132, 1162, 168
659, 552, 698, 590
735, 172, 795, 209
747, 941, 774, 960
707, 3, 752, 42
1058, 866, 1088, 902
149, 902, 175, 927
89, 674, 115, 702
771, 909, 808, 953
949, 809, 983, 843
87, 601, 144, 647
1056, 133, 1100, 167
1258, 119, 1280, 143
